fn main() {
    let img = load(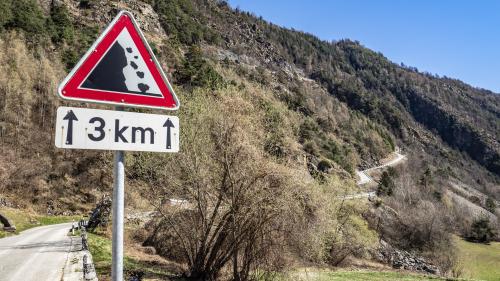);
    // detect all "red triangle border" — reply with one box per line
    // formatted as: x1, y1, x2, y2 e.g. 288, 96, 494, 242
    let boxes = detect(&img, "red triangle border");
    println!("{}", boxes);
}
58, 11, 179, 110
